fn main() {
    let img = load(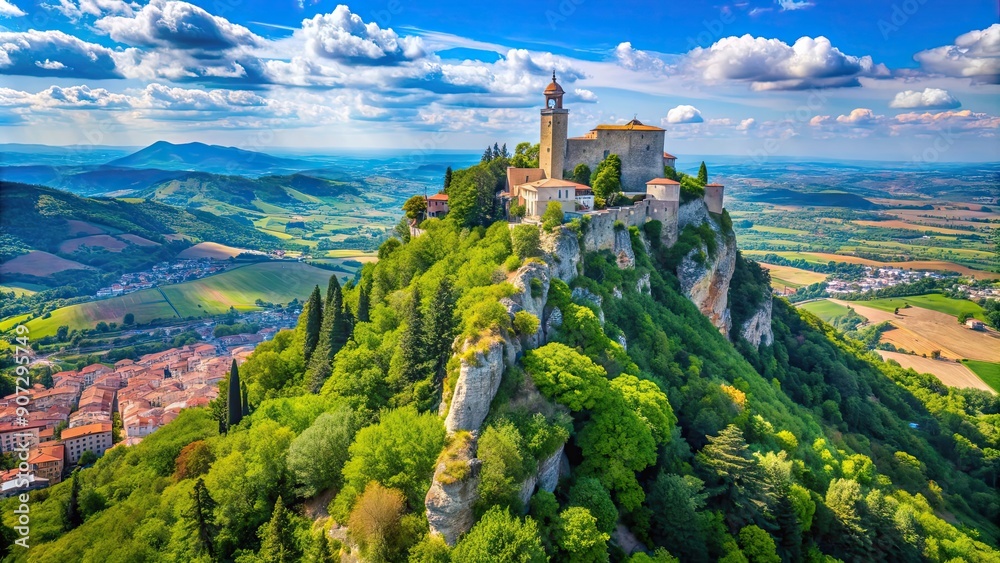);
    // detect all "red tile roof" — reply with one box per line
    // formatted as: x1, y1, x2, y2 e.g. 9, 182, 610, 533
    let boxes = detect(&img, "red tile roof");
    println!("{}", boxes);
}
663, 152, 677, 159
60, 422, 112, 440
428, 193, 449, 201
646, 178, 680, 185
